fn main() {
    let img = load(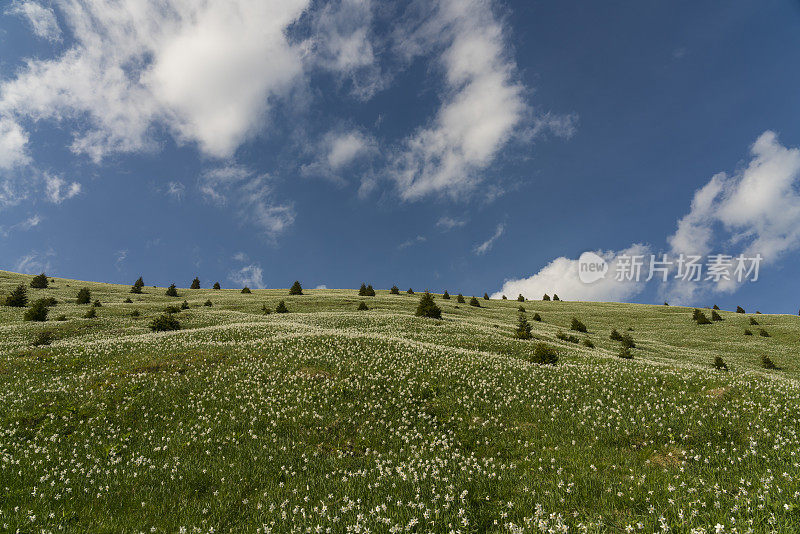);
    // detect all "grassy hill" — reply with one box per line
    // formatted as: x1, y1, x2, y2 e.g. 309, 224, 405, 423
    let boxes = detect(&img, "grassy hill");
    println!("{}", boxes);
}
1, 270, 799, 532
